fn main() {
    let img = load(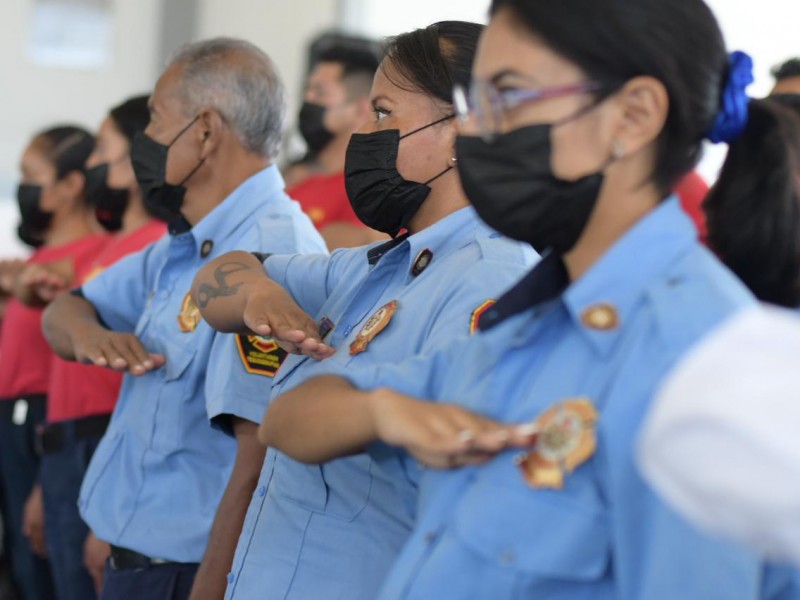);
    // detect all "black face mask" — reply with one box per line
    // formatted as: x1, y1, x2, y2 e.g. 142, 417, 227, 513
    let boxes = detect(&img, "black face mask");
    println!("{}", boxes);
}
298, 102, 334, 154
456, 123, 606, 255
131, 117, 204, 223
344, 116, 454, 237
17, 183, 52, 238
17, 223, 44, 248
86, 162, 129, 232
